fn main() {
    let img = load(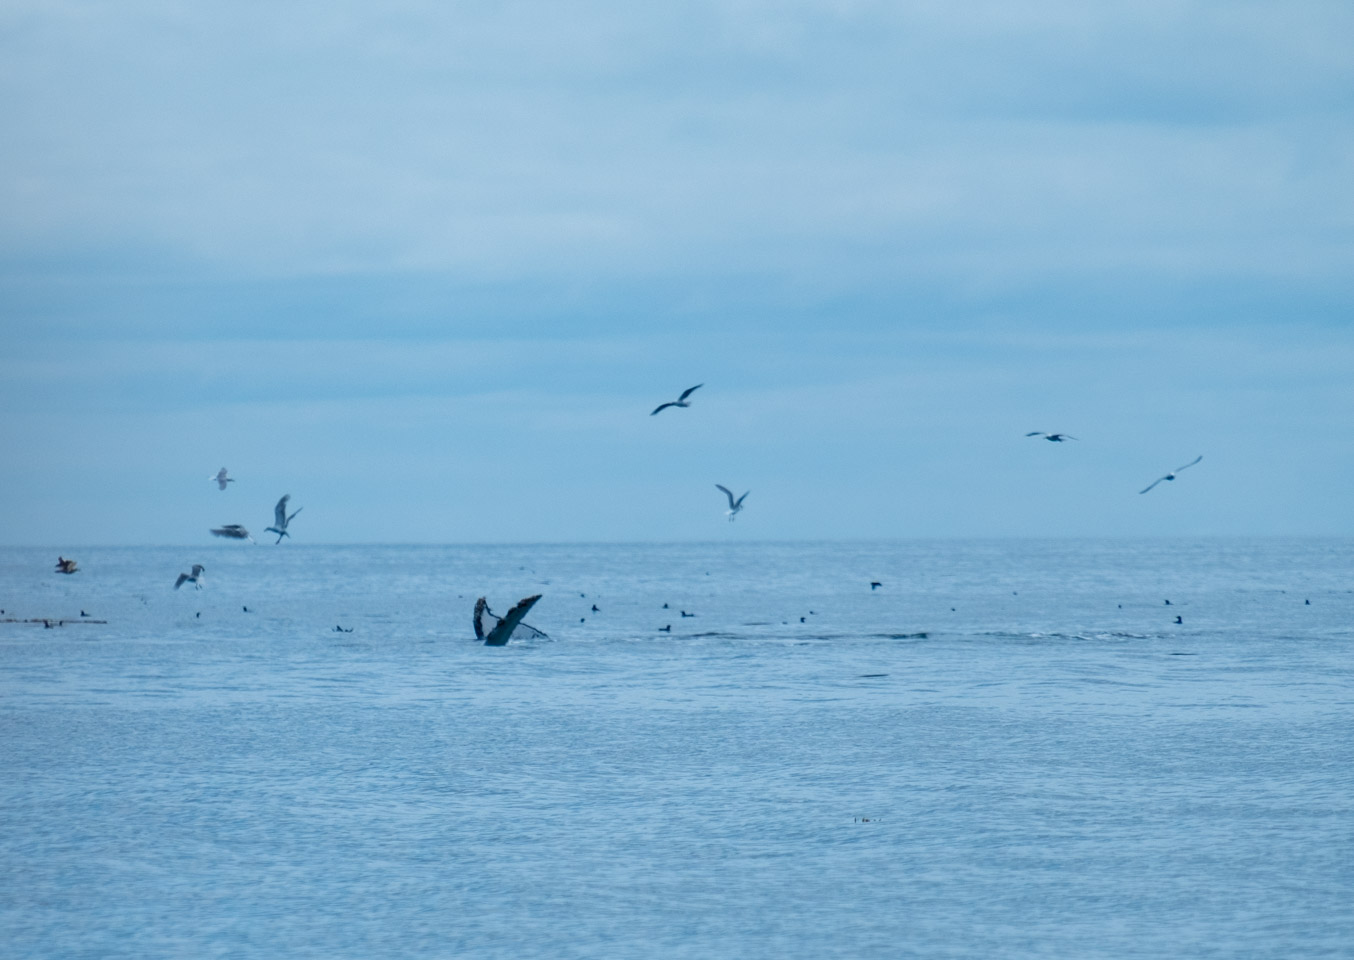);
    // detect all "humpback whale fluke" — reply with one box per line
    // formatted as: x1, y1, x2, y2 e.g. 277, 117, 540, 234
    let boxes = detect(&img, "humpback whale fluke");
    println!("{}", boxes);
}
474, 595, 547, 646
